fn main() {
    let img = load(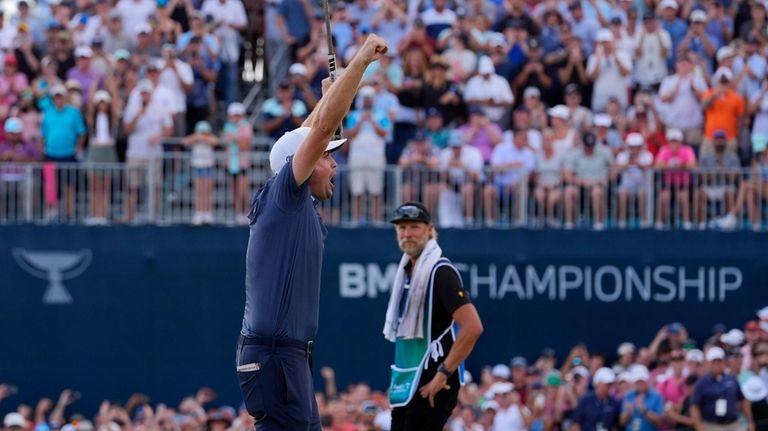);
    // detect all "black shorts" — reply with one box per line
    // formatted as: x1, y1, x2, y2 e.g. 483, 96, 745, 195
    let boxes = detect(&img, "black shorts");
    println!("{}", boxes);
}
236, 335, 321, 431
391, 377, 458, 431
